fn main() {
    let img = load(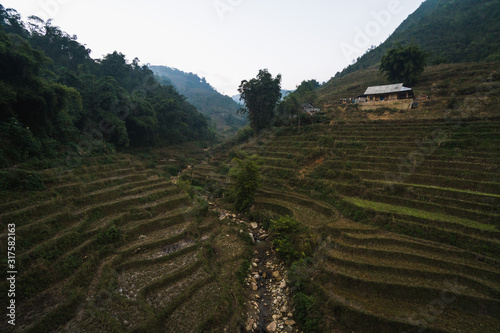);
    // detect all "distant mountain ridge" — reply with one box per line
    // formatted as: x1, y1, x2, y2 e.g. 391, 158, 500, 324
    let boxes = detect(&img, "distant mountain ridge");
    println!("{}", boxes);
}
335, 0, 500, 79
149, 66, 246, 131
